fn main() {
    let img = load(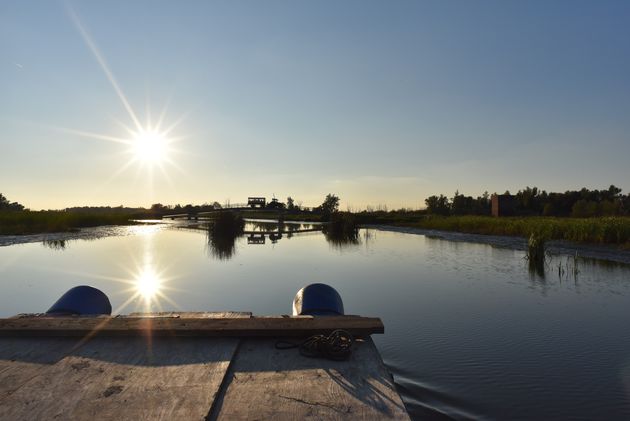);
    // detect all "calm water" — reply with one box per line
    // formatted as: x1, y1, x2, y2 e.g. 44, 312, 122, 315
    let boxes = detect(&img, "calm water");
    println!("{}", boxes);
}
2, 222, 630, 420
